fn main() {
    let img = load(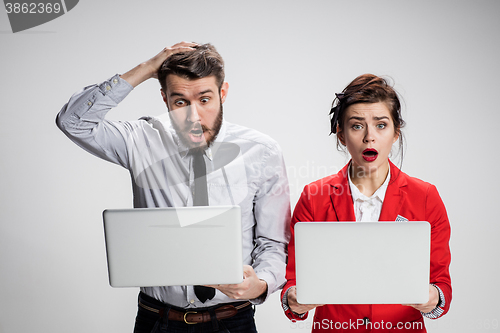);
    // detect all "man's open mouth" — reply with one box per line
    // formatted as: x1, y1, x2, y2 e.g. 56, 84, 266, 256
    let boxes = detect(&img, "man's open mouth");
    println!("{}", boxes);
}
190, 128, 203, 137
187, 126, 205, 144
